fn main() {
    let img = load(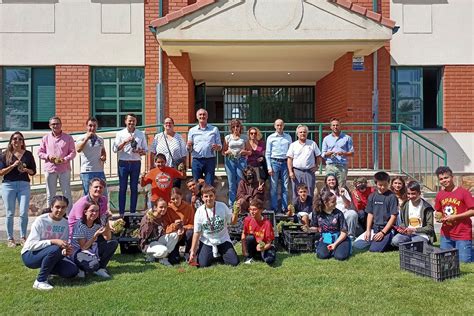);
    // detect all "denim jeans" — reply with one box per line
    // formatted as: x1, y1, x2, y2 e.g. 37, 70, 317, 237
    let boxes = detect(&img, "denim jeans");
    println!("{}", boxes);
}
22, 245, 78, 282
45, 171, 72, 213
316, 238, 351, 261
191, 157, 216, 185
270, 160, 289, 212
224, 156, 247, 206
244, 235, 276, 265
440, 236, 472, 263
197, 241, 239, 268
80, 171, 107, 196
74, 239, 118, 272
1, 181, 30, 240
118, 160, 141, 215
